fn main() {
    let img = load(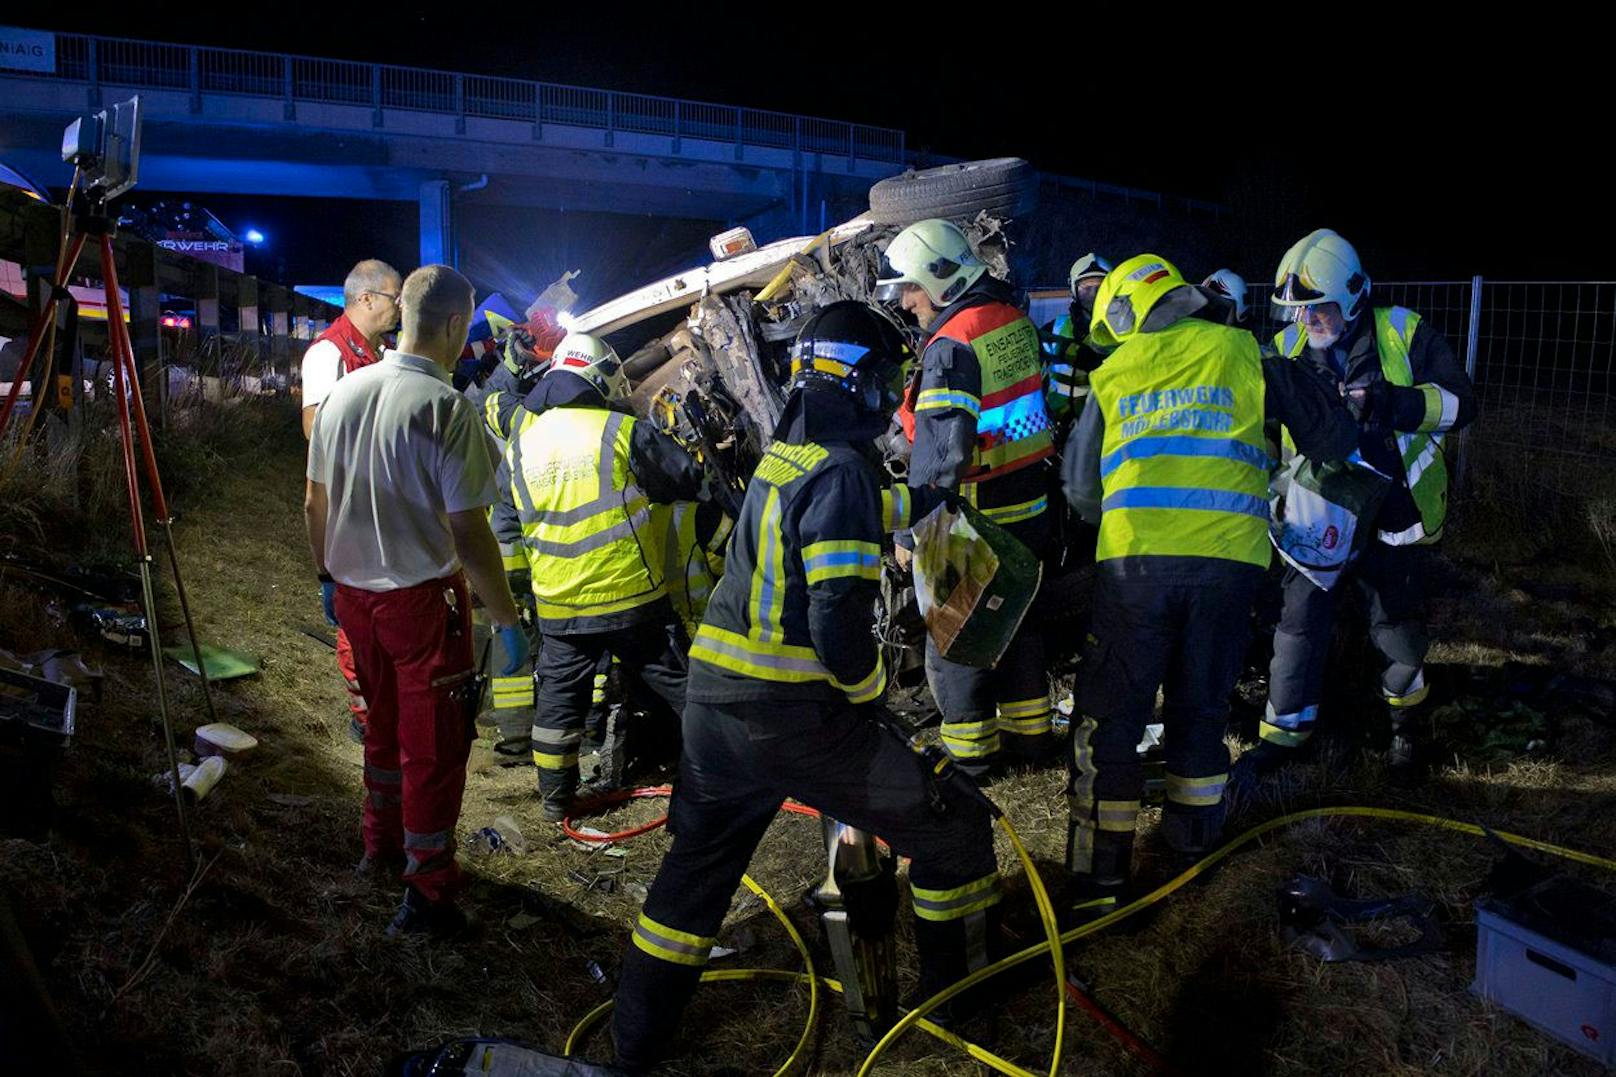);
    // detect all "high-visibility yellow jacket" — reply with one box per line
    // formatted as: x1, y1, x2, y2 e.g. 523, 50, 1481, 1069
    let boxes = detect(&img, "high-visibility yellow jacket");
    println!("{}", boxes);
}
1088, 318, 1270, 567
